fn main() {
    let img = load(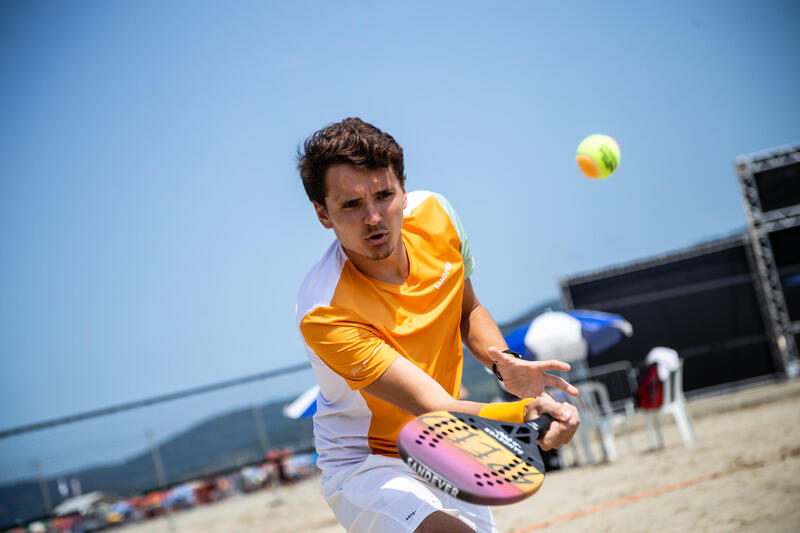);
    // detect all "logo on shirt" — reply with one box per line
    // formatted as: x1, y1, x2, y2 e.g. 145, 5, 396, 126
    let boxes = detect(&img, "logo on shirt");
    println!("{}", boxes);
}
351, 344, 383, 376
434, 262, 452, 290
